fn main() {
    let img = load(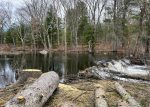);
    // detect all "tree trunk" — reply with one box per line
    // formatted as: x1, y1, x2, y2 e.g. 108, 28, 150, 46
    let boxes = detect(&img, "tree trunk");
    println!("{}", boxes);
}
134, 4, 145, 57
57, 17, 60, 46
95, 88, 108, 107
31, 32, 36, 50
43, 34, 48, 50
47, 33, 51, 49
64, 18, 67, 52
145, 38, 149, 53
113, 0, 118, 52
122, 0, 129, 49
115, 82, 141, 107
20, 38, 25, 50
145, 19, 150, 54
5, 71, 59, 107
